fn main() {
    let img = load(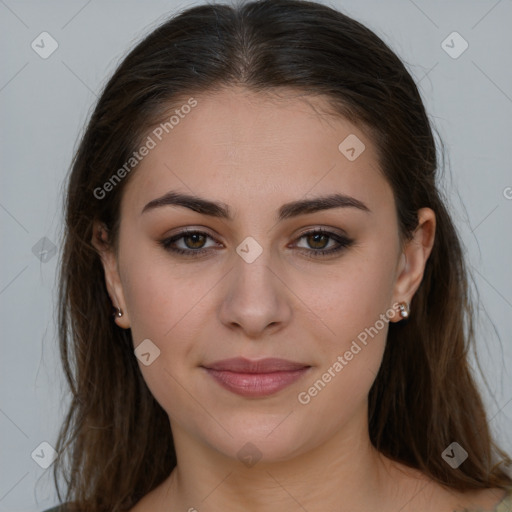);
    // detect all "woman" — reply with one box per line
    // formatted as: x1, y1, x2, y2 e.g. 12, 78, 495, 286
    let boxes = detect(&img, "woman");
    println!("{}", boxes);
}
46, 0, 512, 510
